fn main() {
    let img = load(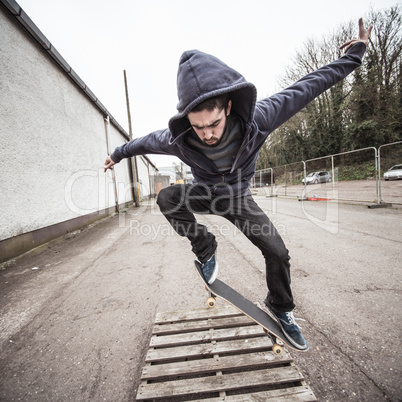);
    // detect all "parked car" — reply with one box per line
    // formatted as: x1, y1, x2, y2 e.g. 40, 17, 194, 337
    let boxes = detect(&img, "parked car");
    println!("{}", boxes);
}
384, 164, 402, 180
302, 171, 332, 185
